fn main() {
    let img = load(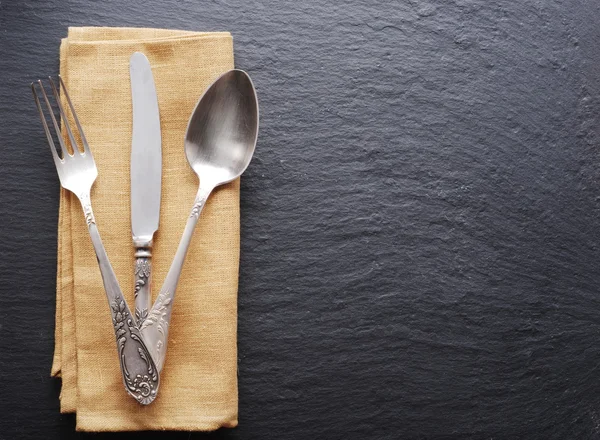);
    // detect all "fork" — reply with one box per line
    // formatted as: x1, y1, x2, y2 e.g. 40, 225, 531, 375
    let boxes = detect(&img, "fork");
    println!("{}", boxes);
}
32, 76, 159, 405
